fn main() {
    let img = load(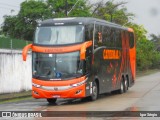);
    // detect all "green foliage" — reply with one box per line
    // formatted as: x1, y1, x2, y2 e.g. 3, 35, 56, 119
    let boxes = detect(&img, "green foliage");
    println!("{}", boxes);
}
67, 0, 91, 17
128, 23, 160, 70
127, 23, 147, 41
136, 39, 153, 70
2, 0, 51, 41
92, 0, 134, 25
2, 16, 18, 38
150, 34, 160, 51
47, 0, 91, 17
2, 0, 91, 41
151, 50, 160, 68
